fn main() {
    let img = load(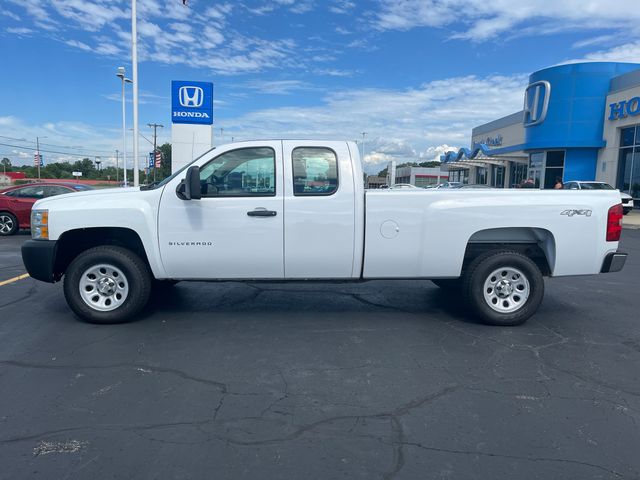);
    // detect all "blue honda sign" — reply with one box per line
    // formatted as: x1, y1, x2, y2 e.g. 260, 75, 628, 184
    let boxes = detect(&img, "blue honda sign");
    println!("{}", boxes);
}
171, 80, 213, 125
523, 80, 551, 127
608, 97, 640, 121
